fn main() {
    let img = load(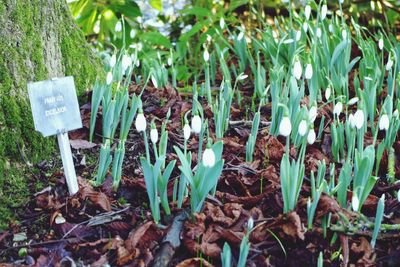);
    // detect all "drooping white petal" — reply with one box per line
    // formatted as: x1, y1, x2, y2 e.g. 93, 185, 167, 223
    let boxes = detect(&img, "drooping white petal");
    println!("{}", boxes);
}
150, 128, 158, 144
115, 21, 122, 32
379, 114, 390, 131
333, 102, 343, 116
106, 71, 113, 85
279, 116, 292, 137
135, 113, 147, 132
378, 38, 384, 50
354, 109, 365, 130
191, 115, 202, 134
307, 129, 316, 145
203, 49, 210, 62
325, 87, 331, 101
298, 120, 308, 136
305, 63, 313, 79
321, 5, 328, 20
183, 123, 191, 140
305, 5, 311, 20
293, 60, 302, 80
309, 106, 317, 122
203, 148, 216, 167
